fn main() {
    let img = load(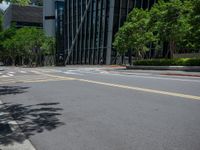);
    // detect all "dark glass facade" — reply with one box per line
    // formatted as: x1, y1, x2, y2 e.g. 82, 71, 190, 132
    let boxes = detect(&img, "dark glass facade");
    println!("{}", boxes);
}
55, 1, 65, 65
59, 0, 156, 65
